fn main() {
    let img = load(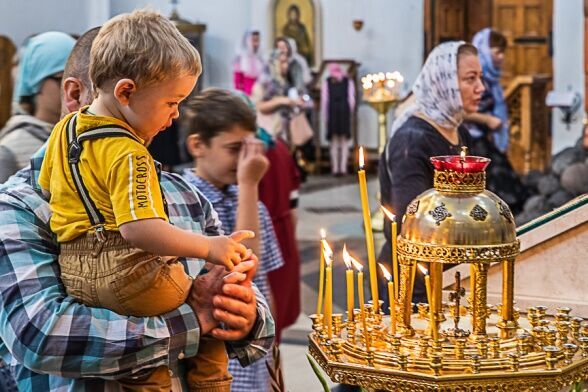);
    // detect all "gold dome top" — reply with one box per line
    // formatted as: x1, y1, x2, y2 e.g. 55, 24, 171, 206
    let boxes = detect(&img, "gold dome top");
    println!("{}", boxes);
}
398, 155, 519, 264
